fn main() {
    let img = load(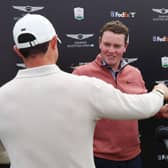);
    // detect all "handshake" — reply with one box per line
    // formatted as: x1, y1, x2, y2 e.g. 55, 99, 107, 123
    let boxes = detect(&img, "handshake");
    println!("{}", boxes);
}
153, 83, 168, 118
153, 83, 168, 101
